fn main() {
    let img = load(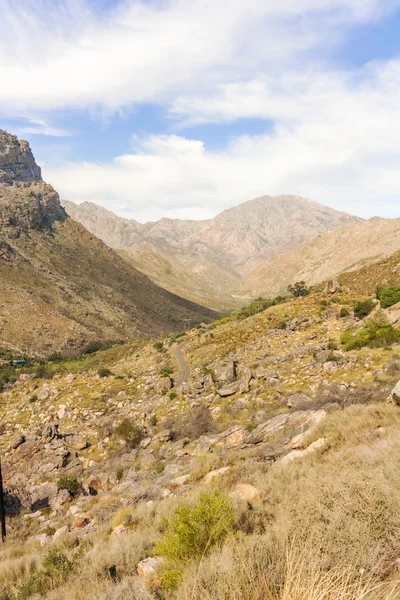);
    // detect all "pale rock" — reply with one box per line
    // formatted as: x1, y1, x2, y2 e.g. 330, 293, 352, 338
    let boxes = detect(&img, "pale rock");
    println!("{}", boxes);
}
280, 438, 327, 465
137, 557, 164, 580
202, 467, 231, 484
230, 484, 261, 502
53, 525, 69, 540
